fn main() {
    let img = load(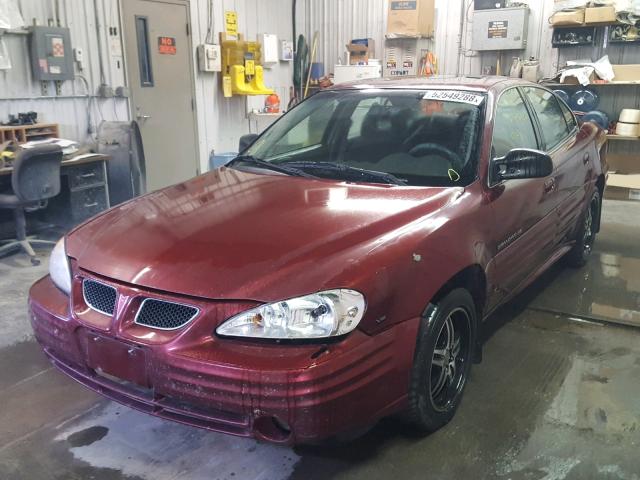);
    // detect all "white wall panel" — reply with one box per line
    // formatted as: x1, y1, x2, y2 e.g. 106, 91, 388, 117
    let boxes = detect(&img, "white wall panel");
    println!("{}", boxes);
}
189, 0, 294, 169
